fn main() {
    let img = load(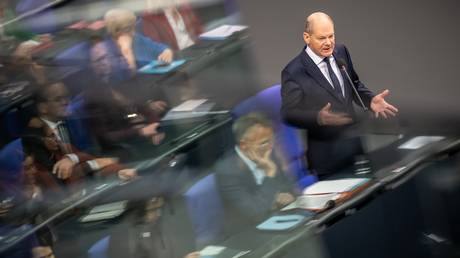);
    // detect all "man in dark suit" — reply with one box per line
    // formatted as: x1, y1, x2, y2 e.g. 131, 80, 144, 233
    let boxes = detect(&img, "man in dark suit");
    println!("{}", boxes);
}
215, 113, 296, 236
21, 82, 134, 194
281, 12, 398, 177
